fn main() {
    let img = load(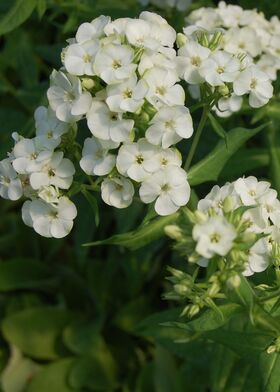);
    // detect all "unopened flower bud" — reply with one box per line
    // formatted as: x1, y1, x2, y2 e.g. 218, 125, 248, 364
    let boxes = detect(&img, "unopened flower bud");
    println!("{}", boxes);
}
217, 84, 230, 97
165, 225, 183, 241
174, 284, 189, 296
176, 33, 187, 48
81, 78, 95, 90
223, 196, 234, 213
227, 274, 241, 289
